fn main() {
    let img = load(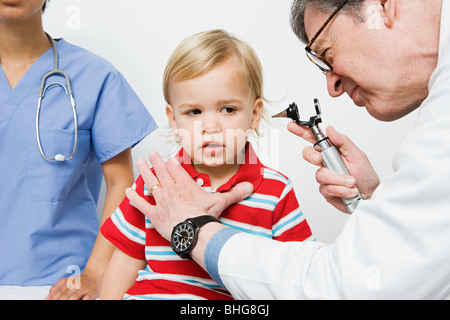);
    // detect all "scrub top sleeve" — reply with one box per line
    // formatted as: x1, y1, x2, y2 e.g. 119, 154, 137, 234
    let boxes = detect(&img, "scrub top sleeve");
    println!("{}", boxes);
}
91, 71, 157, 163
